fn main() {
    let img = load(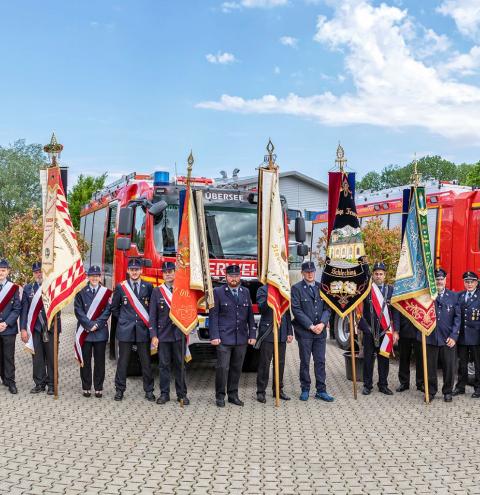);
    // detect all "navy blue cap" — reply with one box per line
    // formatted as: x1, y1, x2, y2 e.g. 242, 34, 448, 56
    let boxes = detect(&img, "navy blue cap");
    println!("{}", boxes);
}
463, 271, 478, 281
0, 259, 10, 269
435, 268, 447, 279
87, 265, 102, 276
128, 258, 143, 269
373, 262, 387, 272
225, 264, 241, 275
162, 261, 176, 272
32, 261, 42, 272
301, 261, 316, 273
